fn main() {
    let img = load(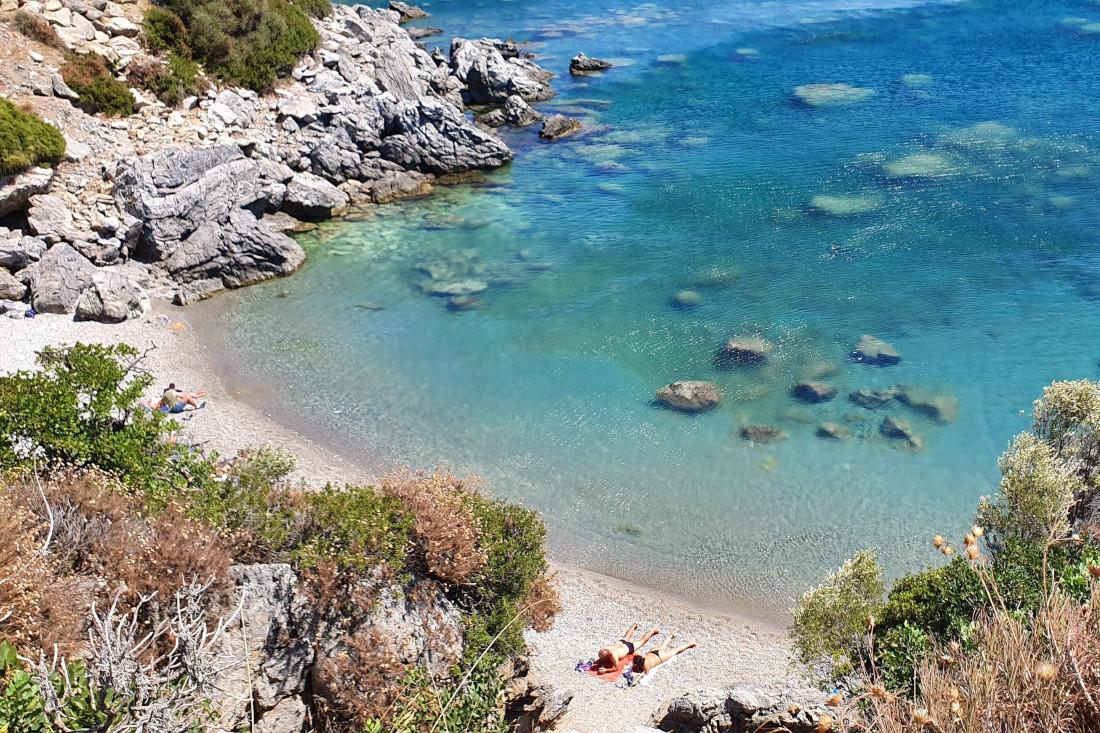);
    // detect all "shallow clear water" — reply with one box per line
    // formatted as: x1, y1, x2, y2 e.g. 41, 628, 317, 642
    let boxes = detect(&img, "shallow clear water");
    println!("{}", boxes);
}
214, 0, 1100, 614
